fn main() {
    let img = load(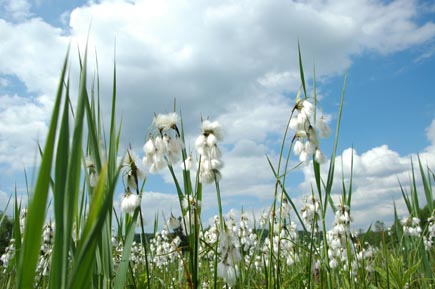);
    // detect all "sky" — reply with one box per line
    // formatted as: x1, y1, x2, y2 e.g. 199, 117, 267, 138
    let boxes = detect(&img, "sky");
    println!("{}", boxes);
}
0, 0, 435, 231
